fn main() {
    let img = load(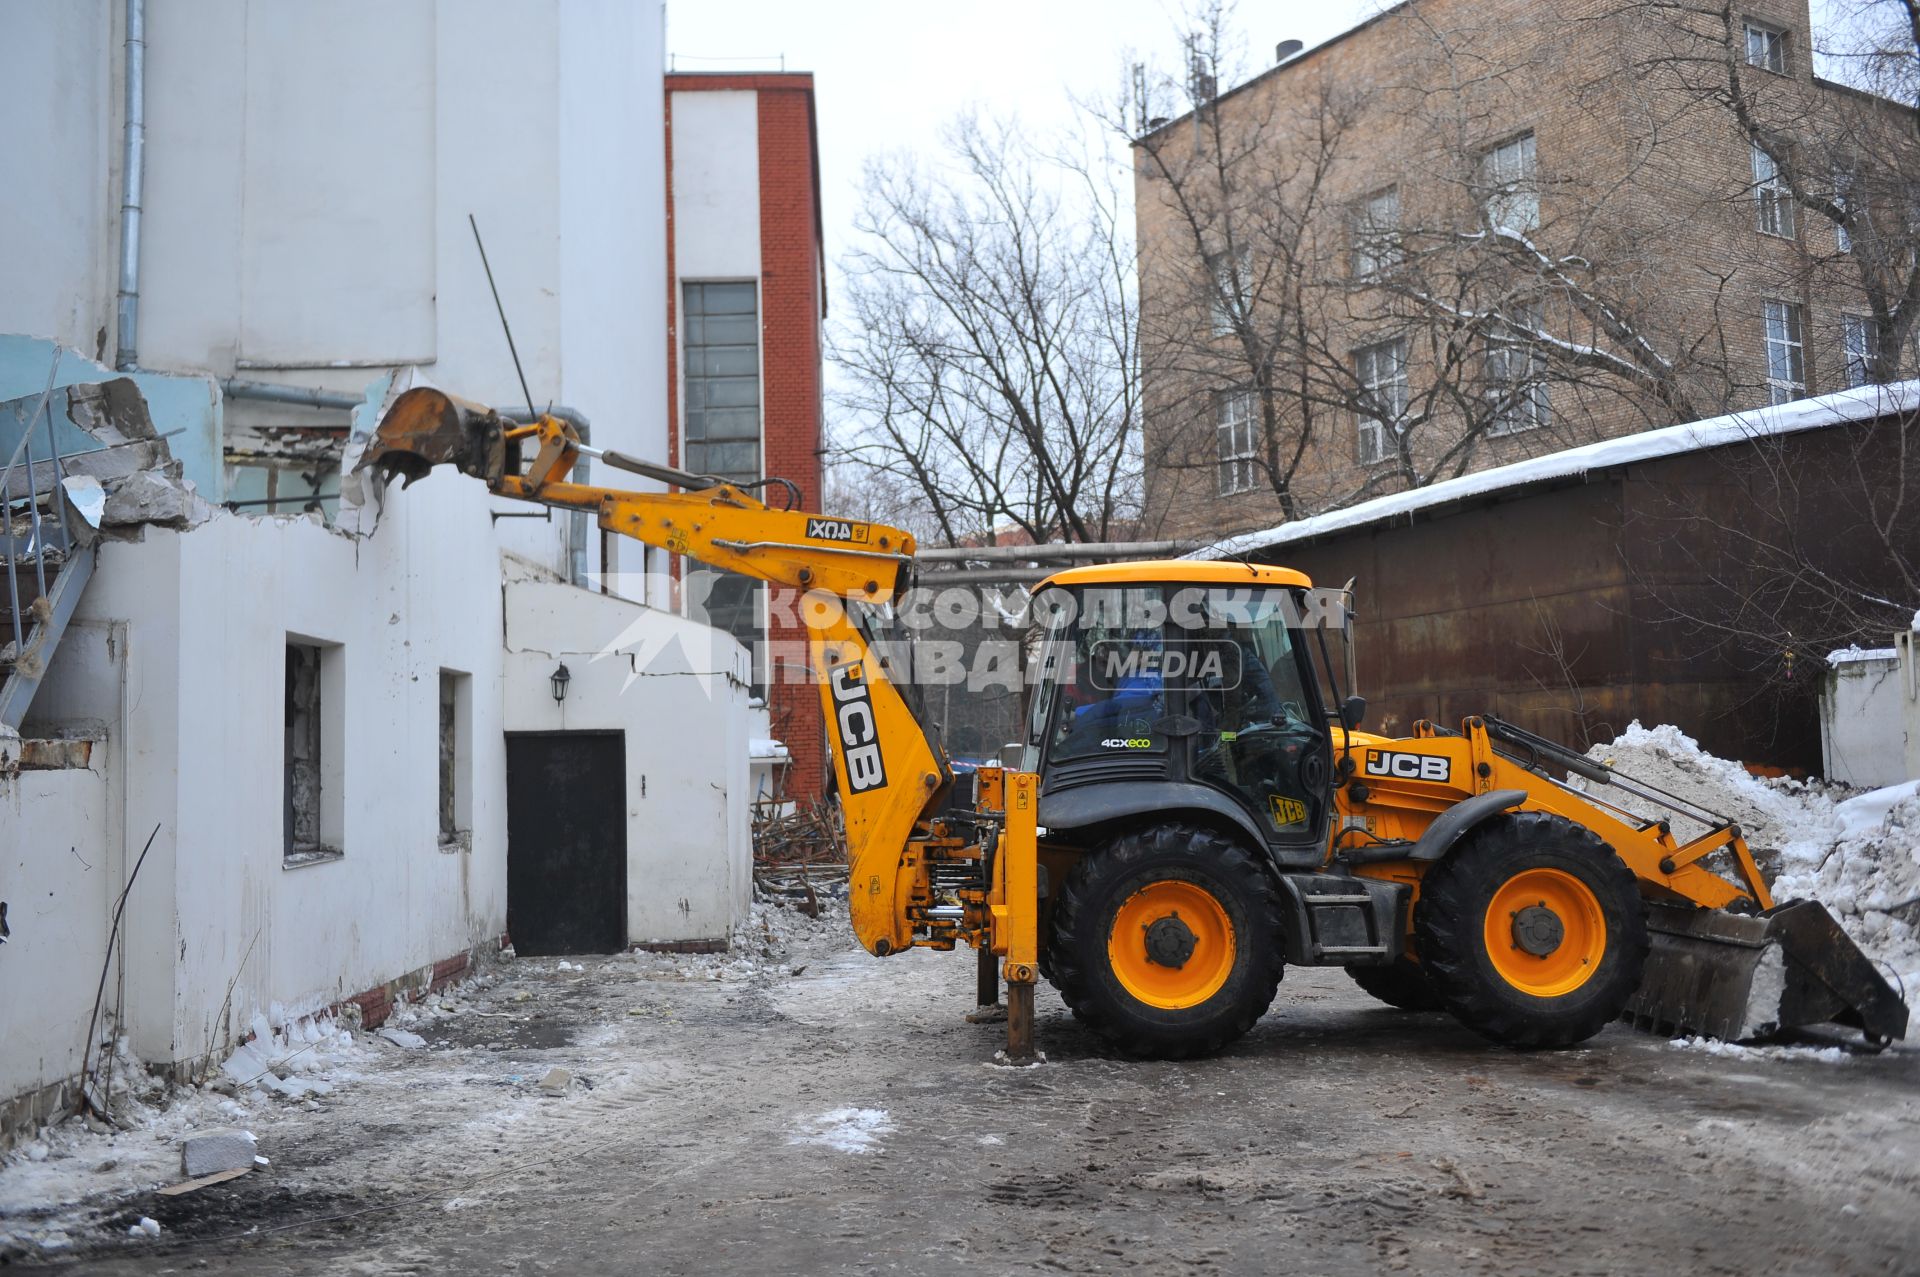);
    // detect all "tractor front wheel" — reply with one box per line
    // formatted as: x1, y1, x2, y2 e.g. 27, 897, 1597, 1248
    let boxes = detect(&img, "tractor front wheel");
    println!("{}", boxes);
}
1416, 812, 1648, 1049
1049, 823, 1283, 1059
